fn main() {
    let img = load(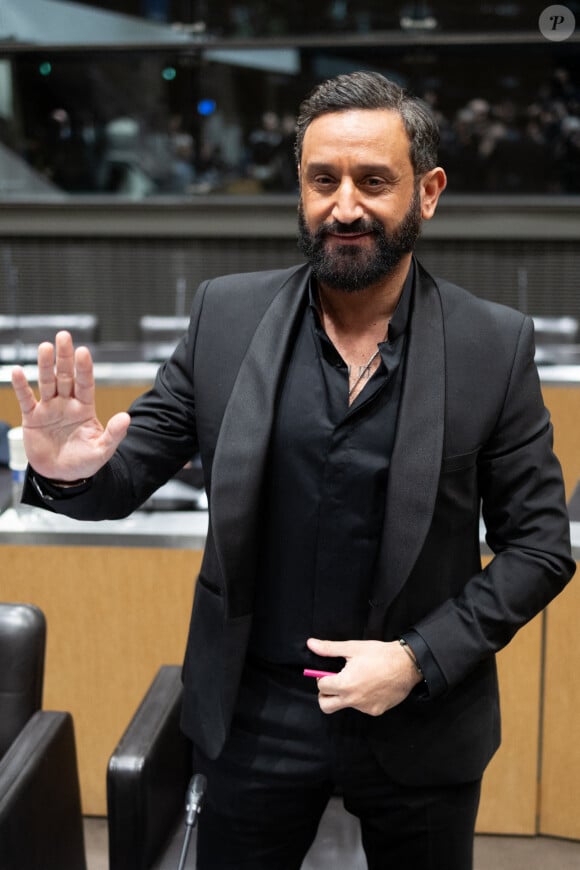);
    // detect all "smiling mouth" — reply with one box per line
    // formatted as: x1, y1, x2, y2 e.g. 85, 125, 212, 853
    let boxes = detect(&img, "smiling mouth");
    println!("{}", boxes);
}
326, 231, 372, 243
